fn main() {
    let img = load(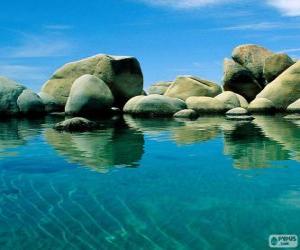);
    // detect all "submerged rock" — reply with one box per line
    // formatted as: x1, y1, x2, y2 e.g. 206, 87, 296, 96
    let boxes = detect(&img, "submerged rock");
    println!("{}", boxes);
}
284, 114, 300, 120
65, 74, 114, 116
164, 76, 222, 101
54, 117, 100, 132
226, 115, 254, 121
173, 109, 198, 119
41, 54, 143, 107
123, 94, 186, 117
